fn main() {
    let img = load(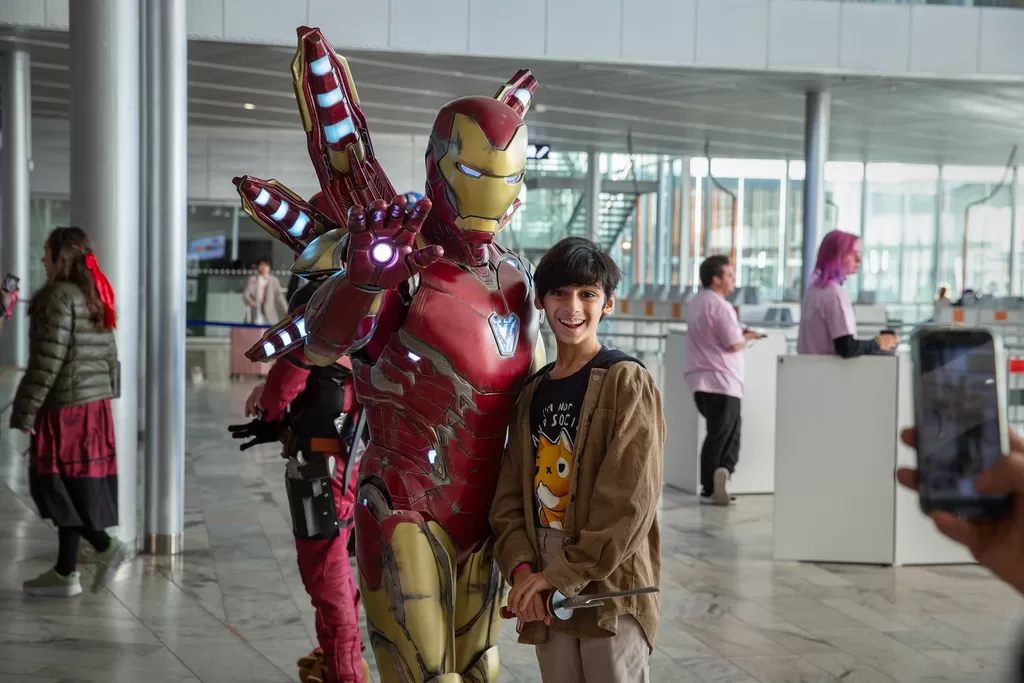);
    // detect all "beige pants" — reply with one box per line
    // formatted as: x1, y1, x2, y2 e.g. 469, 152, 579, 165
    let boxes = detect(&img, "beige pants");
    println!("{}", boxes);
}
534, 528, 651, 683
